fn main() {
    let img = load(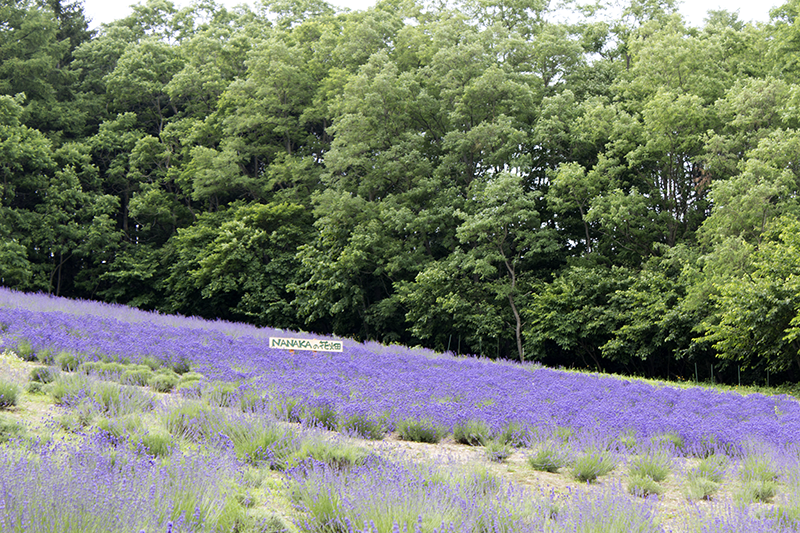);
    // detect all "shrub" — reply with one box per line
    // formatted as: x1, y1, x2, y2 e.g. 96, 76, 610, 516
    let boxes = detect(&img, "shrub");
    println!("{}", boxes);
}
271, 395, 305, 422
222, 418, 299, 469
164, 401, 219, 441
628, 475, 665, 497
554, 426, 575, 443
737, 480, 778, 503
452, 419, 491, 446
95, 415, 143, 442
740, 454, 778, 484
49, 374, 91, 406
204, 381, 239, 407
170, 359, 191, 375
651, 431, 685, 452
36, 347, 55, 365
26, 382, 45, 394
305, 401, 338, 431
141, 356, 162, 371
683, 476, 720, 500
340, 414, 386, 440
92, 381, 154, 415
571, 450, 615, 483
133, 432, 175, 458
694, 454, 728, 484
0, 415, 24, 443
485, 440, 512, 463
396, 418, 448, 443
683, 455, 728, 500
175, 380, 203, 399
147, 373, 179, 393
528, 444, 568, 473
121, 366, 154, 386
495, 422, 530, 448
627, 450, 672, 483
292, 438, 371, 470
30, 366, 58, 384
12, 339, 36, 362
55, 351, 80, 372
